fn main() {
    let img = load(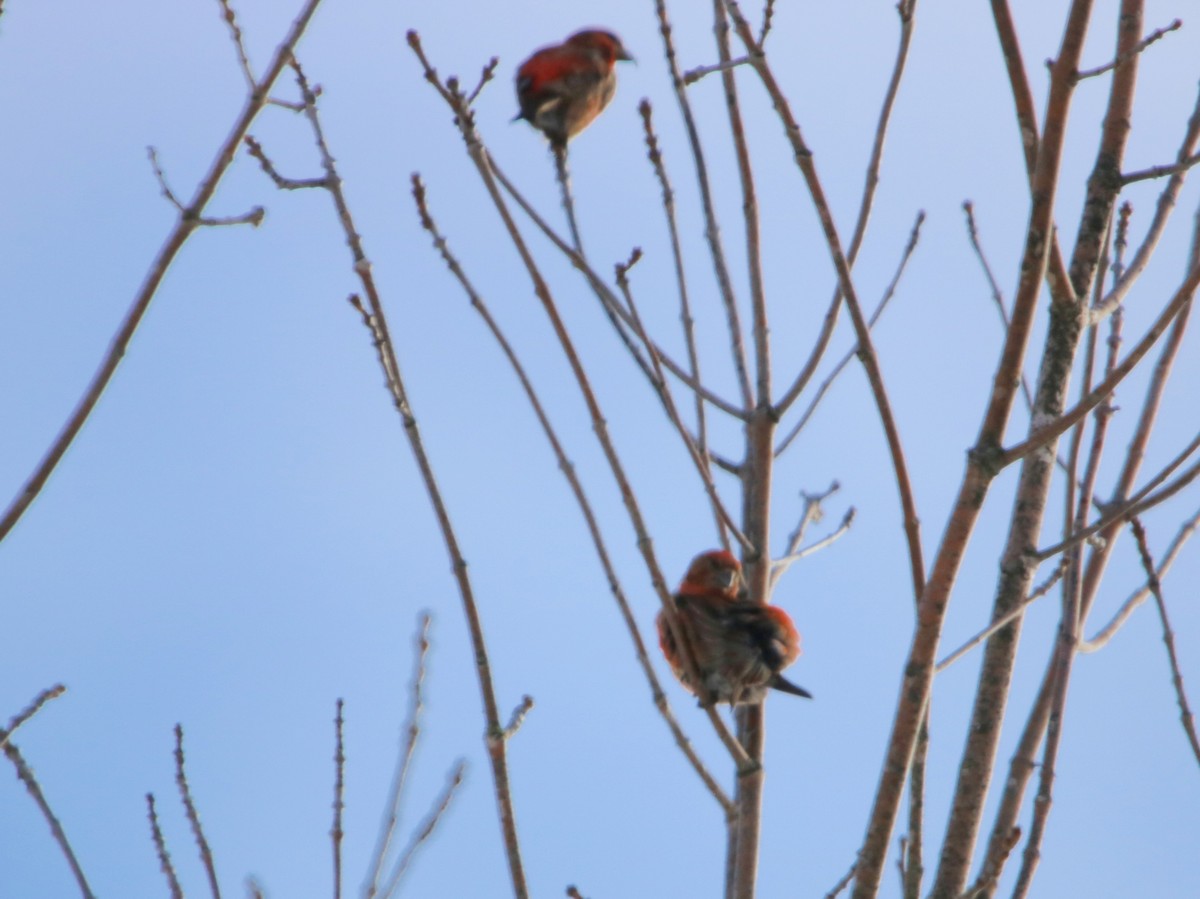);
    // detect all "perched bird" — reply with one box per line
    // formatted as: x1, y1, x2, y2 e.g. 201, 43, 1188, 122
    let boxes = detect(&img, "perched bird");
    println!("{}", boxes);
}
515, 29, 633, 148
657, 550, 812, 706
